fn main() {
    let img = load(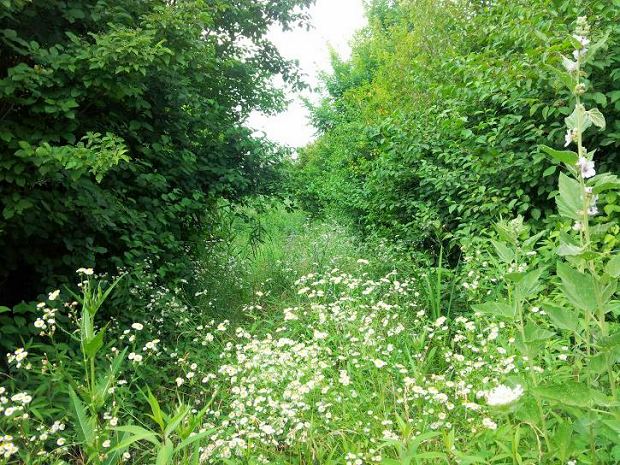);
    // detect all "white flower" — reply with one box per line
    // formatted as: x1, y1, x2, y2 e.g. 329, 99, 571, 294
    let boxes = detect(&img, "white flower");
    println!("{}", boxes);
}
48, 290, 60, 301
131, 323, 144, 331
564, 129, 575, 147
56, 438, 66, 446
373, 359, 387, 368
76, 268, 94, 275
562, 56, 578, 73
102, 440, 111, 448
482, 417, 497, 430
577, 156, 595, 178
573, 34, 590, 48
485, 384, 524, 406
175, 377, 184, 387
339, 370, 351, 386
34, 318, 46, 329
